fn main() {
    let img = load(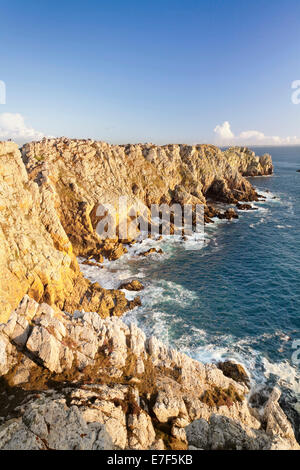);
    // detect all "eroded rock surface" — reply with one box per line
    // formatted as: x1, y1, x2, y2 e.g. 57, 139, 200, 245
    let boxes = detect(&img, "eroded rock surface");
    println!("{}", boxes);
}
0, 142, 138, 322
0, 139, 272, 321
0, 138, 285, 451
0, 297, 298, 451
